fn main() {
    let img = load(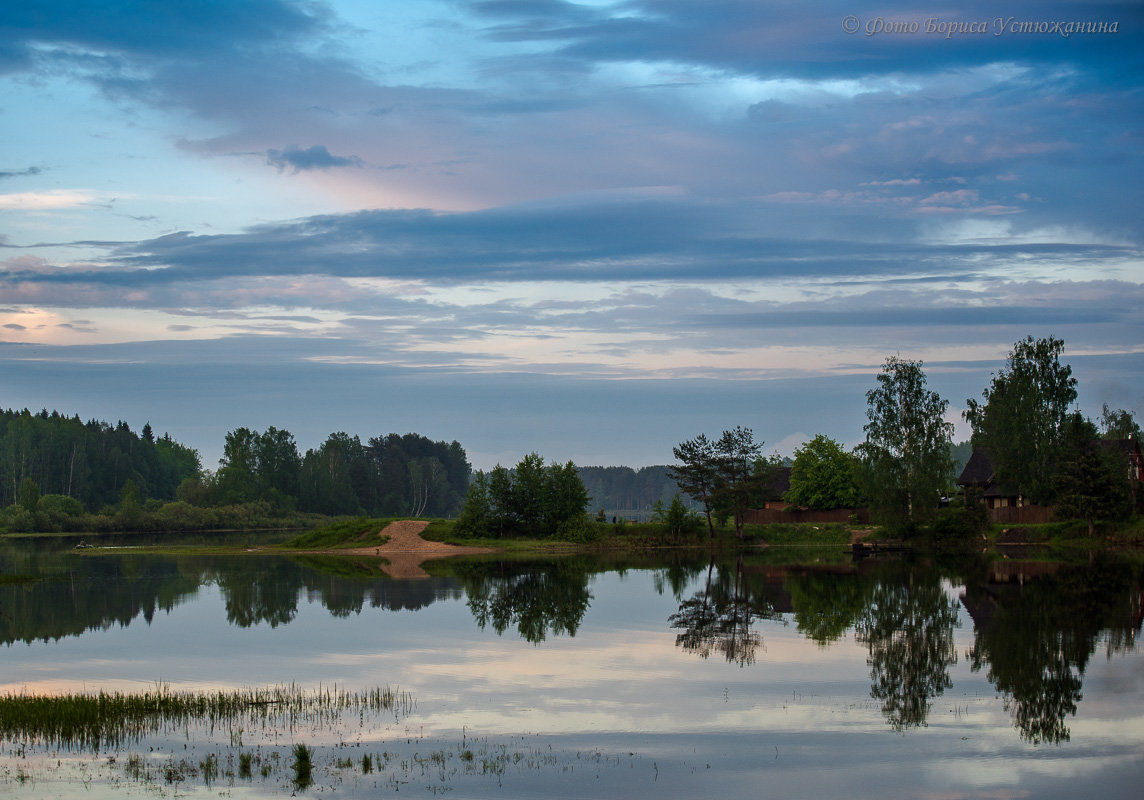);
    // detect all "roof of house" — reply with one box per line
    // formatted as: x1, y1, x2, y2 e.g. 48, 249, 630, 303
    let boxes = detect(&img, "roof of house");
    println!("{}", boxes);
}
1098, 437, 1142, 460
957, 447, 1019, 499
957, 447, 994, 486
